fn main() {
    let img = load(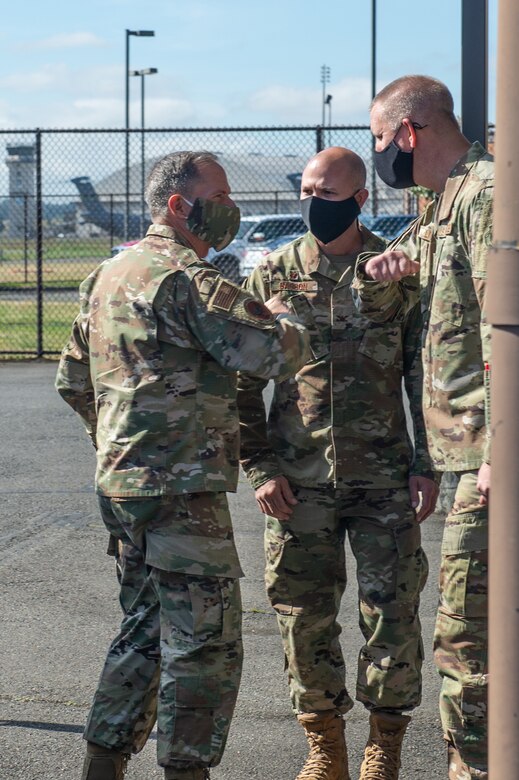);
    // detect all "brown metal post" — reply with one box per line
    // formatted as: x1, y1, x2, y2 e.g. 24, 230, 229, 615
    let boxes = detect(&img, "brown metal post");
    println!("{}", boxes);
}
486, 0, 519, 776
